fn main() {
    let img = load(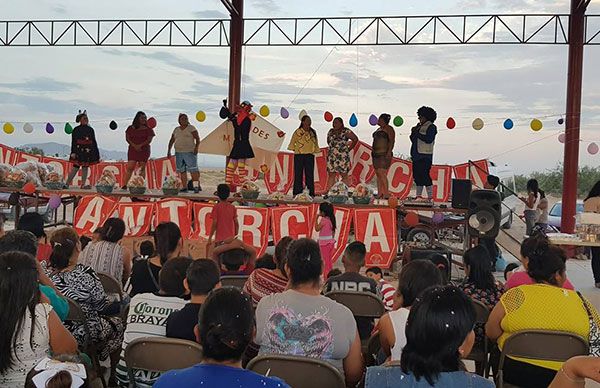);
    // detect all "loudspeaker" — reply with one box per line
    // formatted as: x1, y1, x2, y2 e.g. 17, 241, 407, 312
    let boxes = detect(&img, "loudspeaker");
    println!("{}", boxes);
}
451, 179, 472, 209
467, 189, 501, 239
